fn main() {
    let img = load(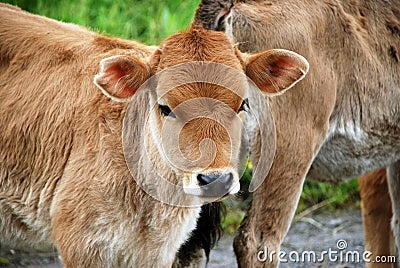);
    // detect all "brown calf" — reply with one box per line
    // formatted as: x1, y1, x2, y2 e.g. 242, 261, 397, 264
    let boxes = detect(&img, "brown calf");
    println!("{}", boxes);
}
0, 4, 309, 267
195, 0, 400, 267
